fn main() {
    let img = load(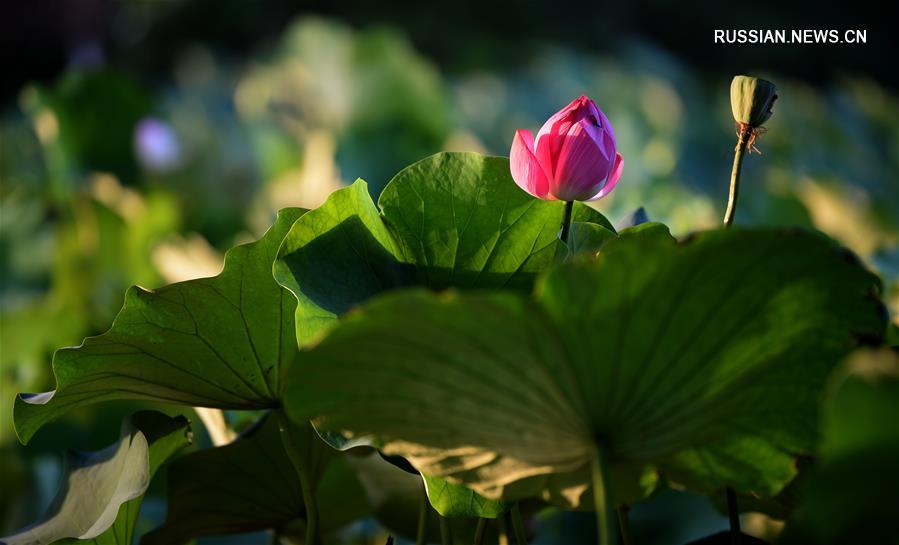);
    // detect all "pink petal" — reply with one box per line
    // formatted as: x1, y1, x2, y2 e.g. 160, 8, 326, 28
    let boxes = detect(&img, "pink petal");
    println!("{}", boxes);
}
583, 121, 611, 161
533, 131, 555, 181
510, 129, 553, 200
587, 99, 616, 146
550, 119, 616, 201
535, 97, 583, 144
589, 152, 624, 201
534, 97, 585, 175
